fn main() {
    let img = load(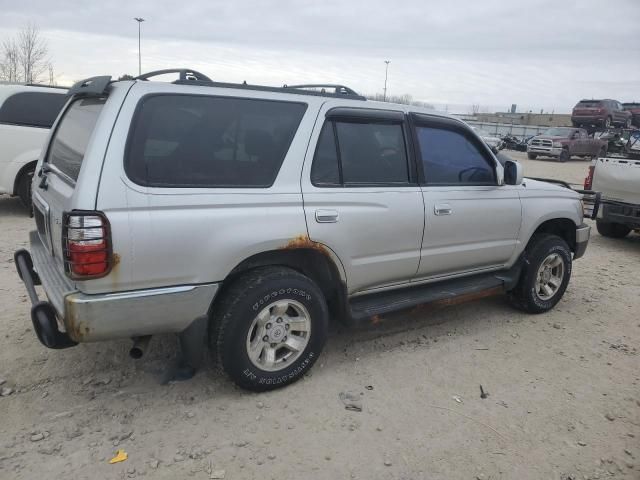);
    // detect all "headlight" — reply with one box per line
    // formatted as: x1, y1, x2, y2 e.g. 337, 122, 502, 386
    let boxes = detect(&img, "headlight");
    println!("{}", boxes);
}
553, 141, 563, 148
